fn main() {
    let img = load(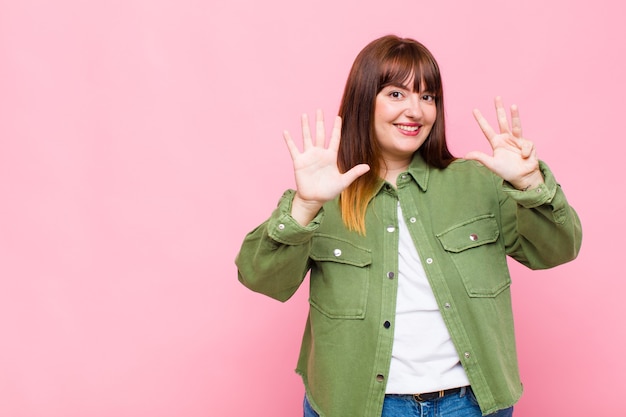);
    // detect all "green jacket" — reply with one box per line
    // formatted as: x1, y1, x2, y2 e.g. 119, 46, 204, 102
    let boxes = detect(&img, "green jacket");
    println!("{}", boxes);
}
235, 154, 582, 416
